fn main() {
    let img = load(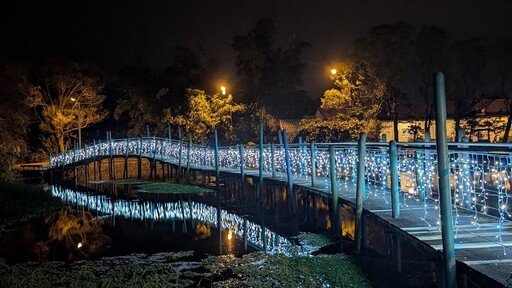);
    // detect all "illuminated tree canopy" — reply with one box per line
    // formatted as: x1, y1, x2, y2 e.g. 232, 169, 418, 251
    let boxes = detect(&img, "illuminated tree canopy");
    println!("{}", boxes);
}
21, 60, 108, 153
